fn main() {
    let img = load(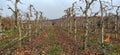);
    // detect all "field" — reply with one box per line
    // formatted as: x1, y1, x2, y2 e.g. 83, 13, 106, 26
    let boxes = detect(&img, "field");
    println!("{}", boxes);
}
0, 0, 120, 55
0, 17, 120, 55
